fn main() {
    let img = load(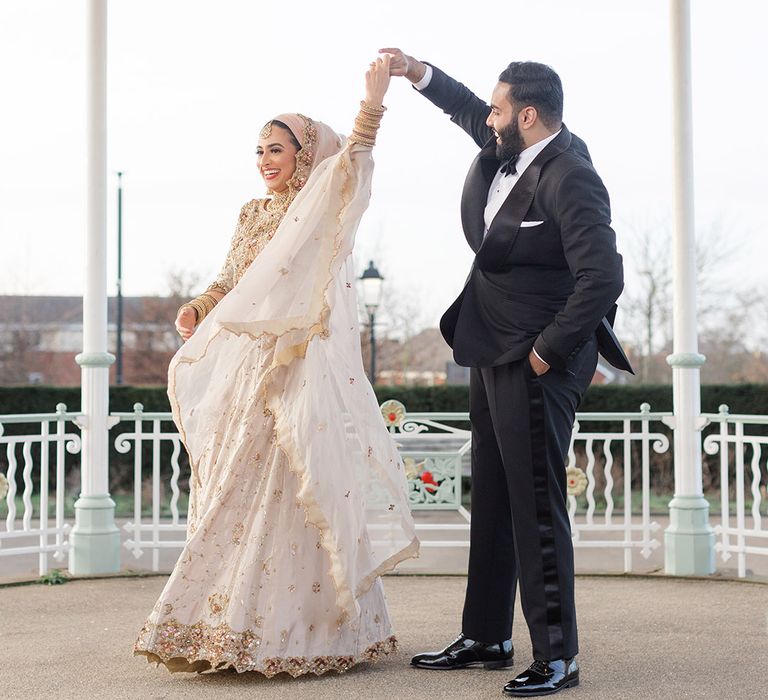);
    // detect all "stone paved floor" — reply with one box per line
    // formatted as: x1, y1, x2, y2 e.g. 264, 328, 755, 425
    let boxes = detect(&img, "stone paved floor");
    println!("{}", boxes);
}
1, 574, 766, 700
